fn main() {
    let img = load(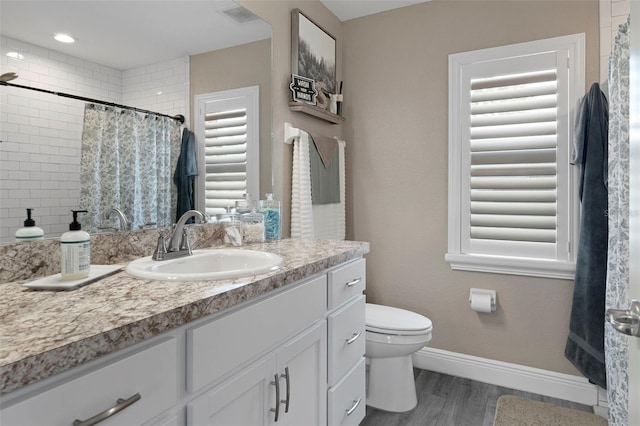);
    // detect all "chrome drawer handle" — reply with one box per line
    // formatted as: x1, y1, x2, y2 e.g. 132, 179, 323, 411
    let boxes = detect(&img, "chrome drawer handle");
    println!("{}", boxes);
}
281, 367, 291, 413
72, 392, 141, 426
346, 398, 362, 416
345, 278, 361, 288
270, 374, 281, 422
345, 332, 361, 345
